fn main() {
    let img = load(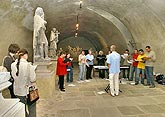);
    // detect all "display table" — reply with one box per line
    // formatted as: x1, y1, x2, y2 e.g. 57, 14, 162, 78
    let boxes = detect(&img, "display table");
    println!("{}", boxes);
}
93, 66, 129, 77
0, 72, 25, 117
